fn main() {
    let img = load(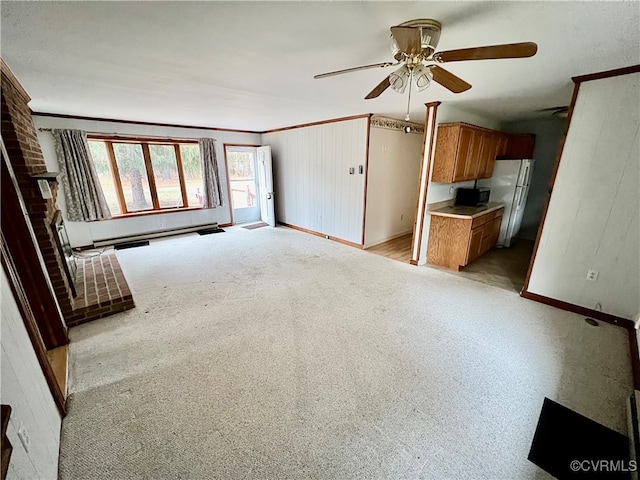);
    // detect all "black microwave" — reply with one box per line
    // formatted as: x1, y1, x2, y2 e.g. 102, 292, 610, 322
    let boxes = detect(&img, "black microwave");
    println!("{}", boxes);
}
456, 187, 490, 206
